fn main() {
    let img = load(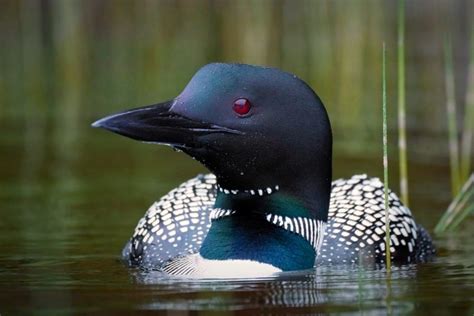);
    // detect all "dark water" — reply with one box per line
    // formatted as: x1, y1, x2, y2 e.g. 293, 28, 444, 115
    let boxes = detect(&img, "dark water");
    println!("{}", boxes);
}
1, 128, 473, 314
1, 1, 474, 314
